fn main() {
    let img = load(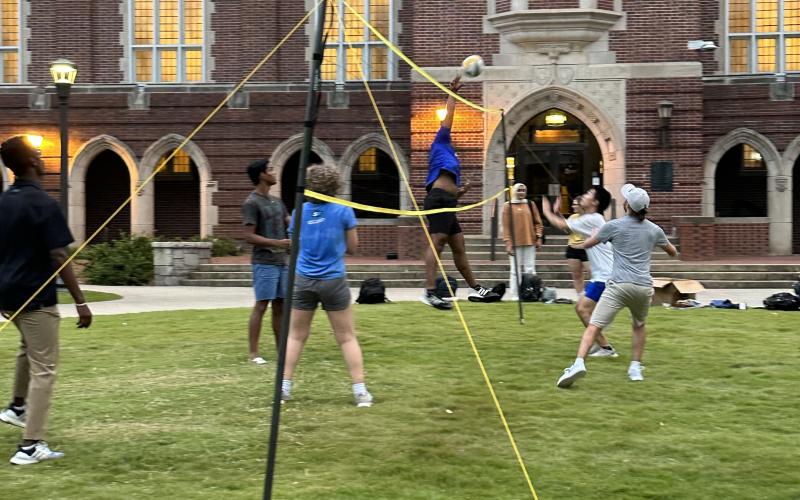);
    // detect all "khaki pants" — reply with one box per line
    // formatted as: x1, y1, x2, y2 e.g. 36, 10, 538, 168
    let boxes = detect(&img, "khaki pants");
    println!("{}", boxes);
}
9, 306, 60, 441
589, 281, 654, 329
